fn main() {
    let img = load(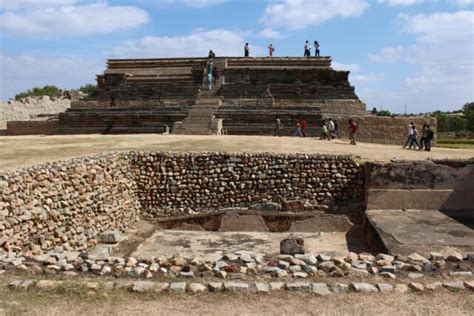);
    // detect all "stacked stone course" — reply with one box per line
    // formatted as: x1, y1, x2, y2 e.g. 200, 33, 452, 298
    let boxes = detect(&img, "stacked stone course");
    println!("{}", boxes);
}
129, 152, 365, 217
0, 153, 140, 255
